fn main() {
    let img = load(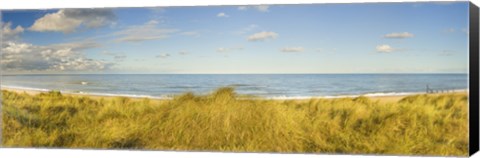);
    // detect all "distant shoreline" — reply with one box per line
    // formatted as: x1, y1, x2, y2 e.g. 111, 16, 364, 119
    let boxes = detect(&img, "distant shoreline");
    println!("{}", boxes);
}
0, 85, 168, 100
0, 85, 469, 103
